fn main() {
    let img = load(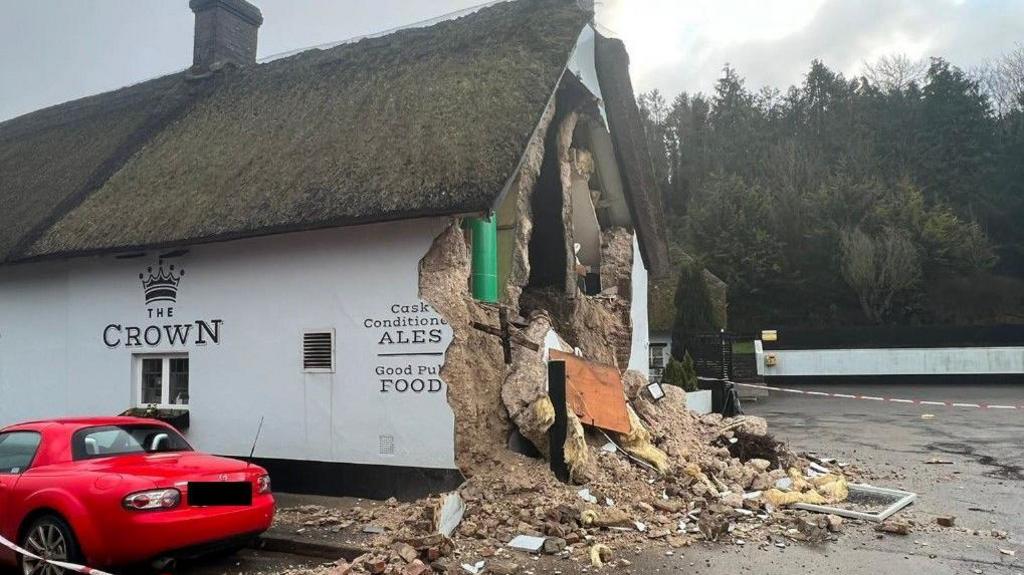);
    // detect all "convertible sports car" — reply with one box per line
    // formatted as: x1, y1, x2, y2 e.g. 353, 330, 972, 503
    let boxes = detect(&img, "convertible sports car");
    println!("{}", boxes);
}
0, 417, 275, 573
